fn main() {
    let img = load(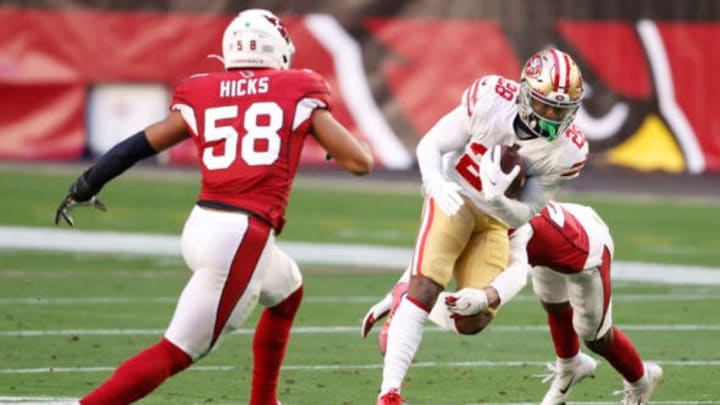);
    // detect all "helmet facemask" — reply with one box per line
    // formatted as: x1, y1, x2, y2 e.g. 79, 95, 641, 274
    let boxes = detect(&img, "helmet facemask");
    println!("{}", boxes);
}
518, 82, 580, 141
517, 48, 583, 141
